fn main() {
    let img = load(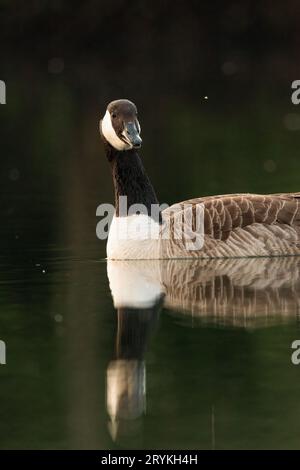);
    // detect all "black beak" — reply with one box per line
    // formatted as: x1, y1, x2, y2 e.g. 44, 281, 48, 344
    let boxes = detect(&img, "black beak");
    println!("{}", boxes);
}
123, 122, 142, 148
